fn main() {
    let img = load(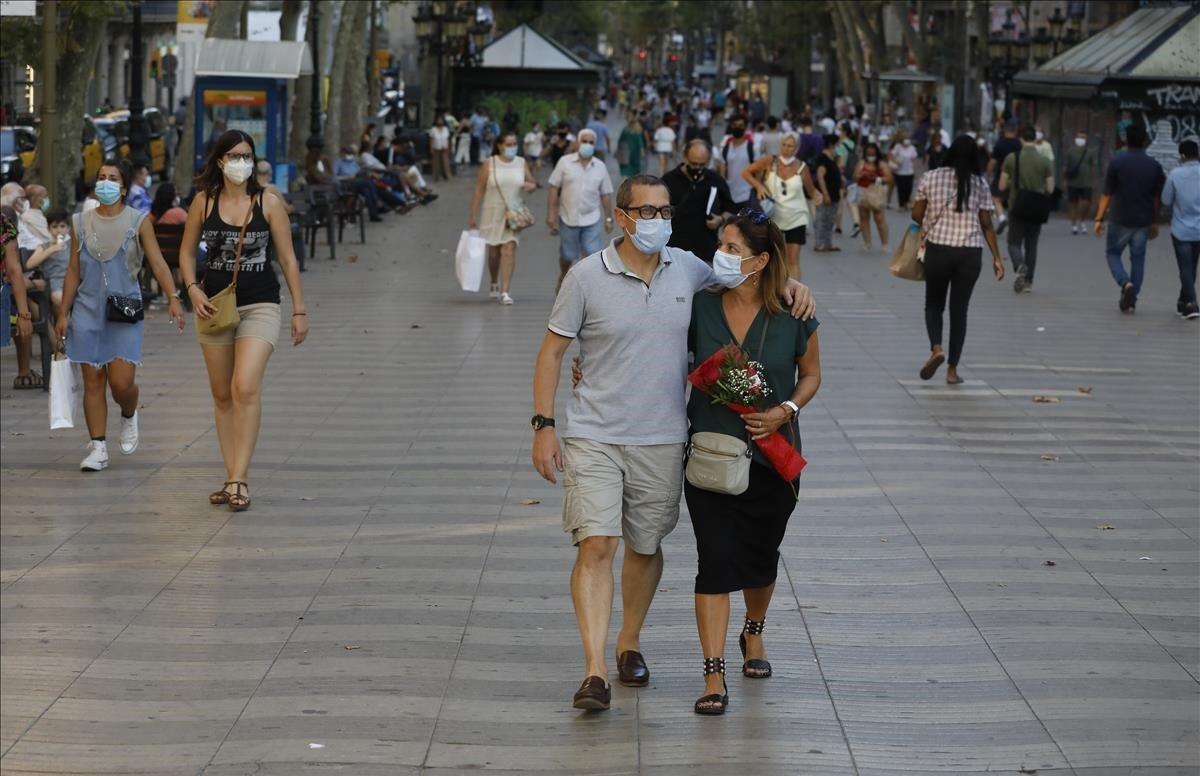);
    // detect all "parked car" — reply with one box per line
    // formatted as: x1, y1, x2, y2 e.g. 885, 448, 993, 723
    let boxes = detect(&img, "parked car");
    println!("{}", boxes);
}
0, 126, 36, 184
99, 107, 169, 175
